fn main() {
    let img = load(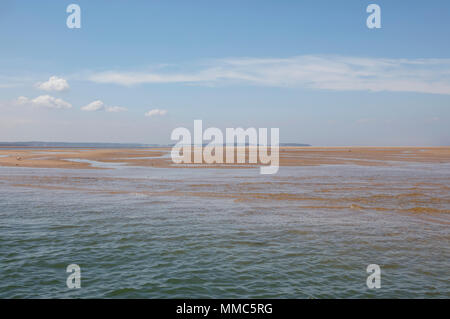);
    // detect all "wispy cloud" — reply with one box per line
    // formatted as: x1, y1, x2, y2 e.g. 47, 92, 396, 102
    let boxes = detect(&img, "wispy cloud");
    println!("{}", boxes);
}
35, 76, 70, 92
88, 55, 450, 95
105, 105, 128, 113
0, 75, 33, 89
16, 95, 72, 109
0, 83, 19, 89
81, 100, 127, 112
144, 109, 167, 117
